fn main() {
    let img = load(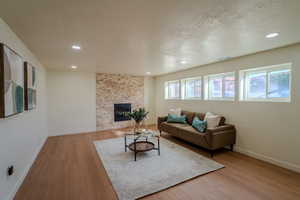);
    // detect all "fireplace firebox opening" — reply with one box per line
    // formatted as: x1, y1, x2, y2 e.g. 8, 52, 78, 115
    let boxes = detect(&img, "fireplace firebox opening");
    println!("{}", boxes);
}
114, 103, 131, 122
